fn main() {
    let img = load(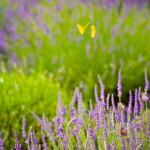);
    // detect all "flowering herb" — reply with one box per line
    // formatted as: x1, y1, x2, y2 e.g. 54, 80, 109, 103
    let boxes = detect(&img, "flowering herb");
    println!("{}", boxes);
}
0, 71, 150, 149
